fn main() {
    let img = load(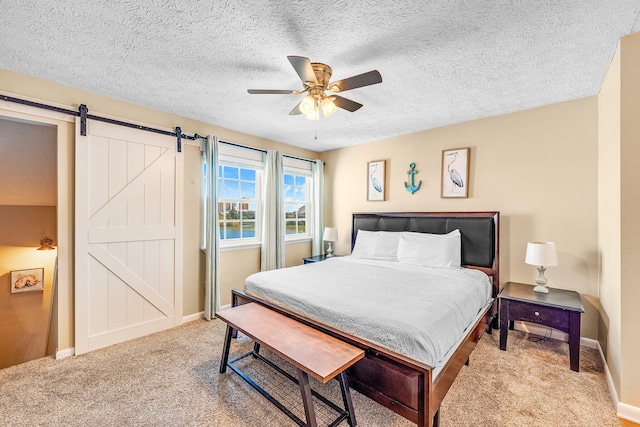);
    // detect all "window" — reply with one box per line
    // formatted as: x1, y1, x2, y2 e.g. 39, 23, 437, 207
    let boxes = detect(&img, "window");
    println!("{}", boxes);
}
218, 164, 260, 244
200, 142, 264, 249
284, 171, 312, 240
